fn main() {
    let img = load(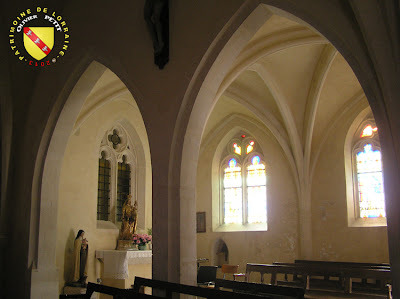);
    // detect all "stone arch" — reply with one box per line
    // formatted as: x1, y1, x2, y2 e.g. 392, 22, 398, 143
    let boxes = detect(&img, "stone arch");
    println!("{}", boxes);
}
30, 61, 106, 298
30, 60, 150, 298
212, 239, 229, 266
176, 1, 399, 294
175, 3, 272, 285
